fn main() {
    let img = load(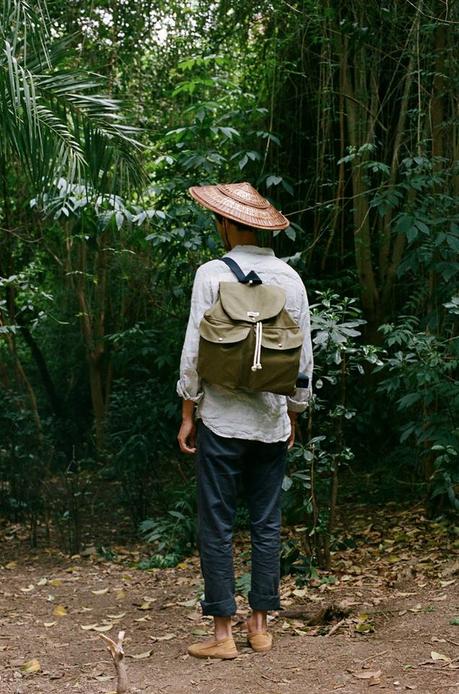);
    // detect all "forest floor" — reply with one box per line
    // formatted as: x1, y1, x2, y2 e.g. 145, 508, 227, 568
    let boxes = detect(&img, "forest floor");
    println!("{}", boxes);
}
0, 502, 457, 694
